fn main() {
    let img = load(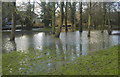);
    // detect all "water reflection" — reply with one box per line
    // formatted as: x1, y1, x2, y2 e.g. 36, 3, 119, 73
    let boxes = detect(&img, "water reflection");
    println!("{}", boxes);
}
2, 30, 119, 54
2, 30, 120, 74
2, 40, 16, 53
